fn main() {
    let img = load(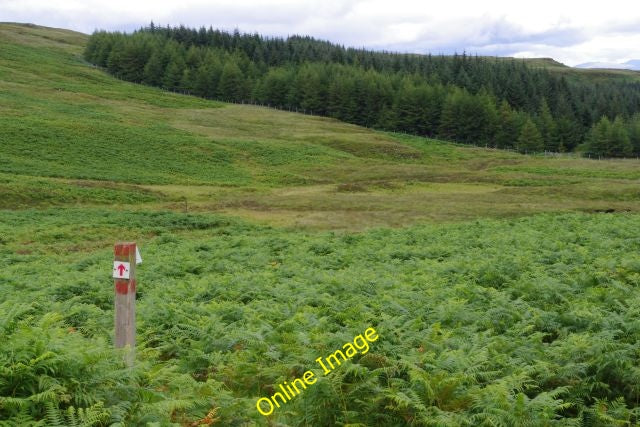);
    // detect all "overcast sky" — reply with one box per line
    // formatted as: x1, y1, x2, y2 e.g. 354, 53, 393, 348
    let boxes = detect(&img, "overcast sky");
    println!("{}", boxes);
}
3, 0, 640, 66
